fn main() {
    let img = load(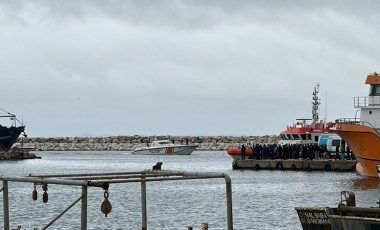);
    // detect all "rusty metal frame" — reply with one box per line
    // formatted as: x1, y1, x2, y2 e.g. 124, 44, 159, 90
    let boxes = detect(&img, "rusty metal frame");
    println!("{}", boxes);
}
1, 170, 233, 230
